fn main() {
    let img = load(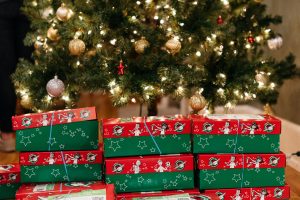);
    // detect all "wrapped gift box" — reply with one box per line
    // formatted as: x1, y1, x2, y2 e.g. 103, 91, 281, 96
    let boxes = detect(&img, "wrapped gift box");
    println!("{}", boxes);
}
12, 107, 97, 130
15, 107, 98, 152
20, 150, 103, 183
117, 189, 219, 200
103, 115, 192, 157
16, 181, 115, 200
0, 164, 21, 200
205, 185, 290, 200
197, 152, 286, 190
105, 154, 194, 193
190, 114, 281, 154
